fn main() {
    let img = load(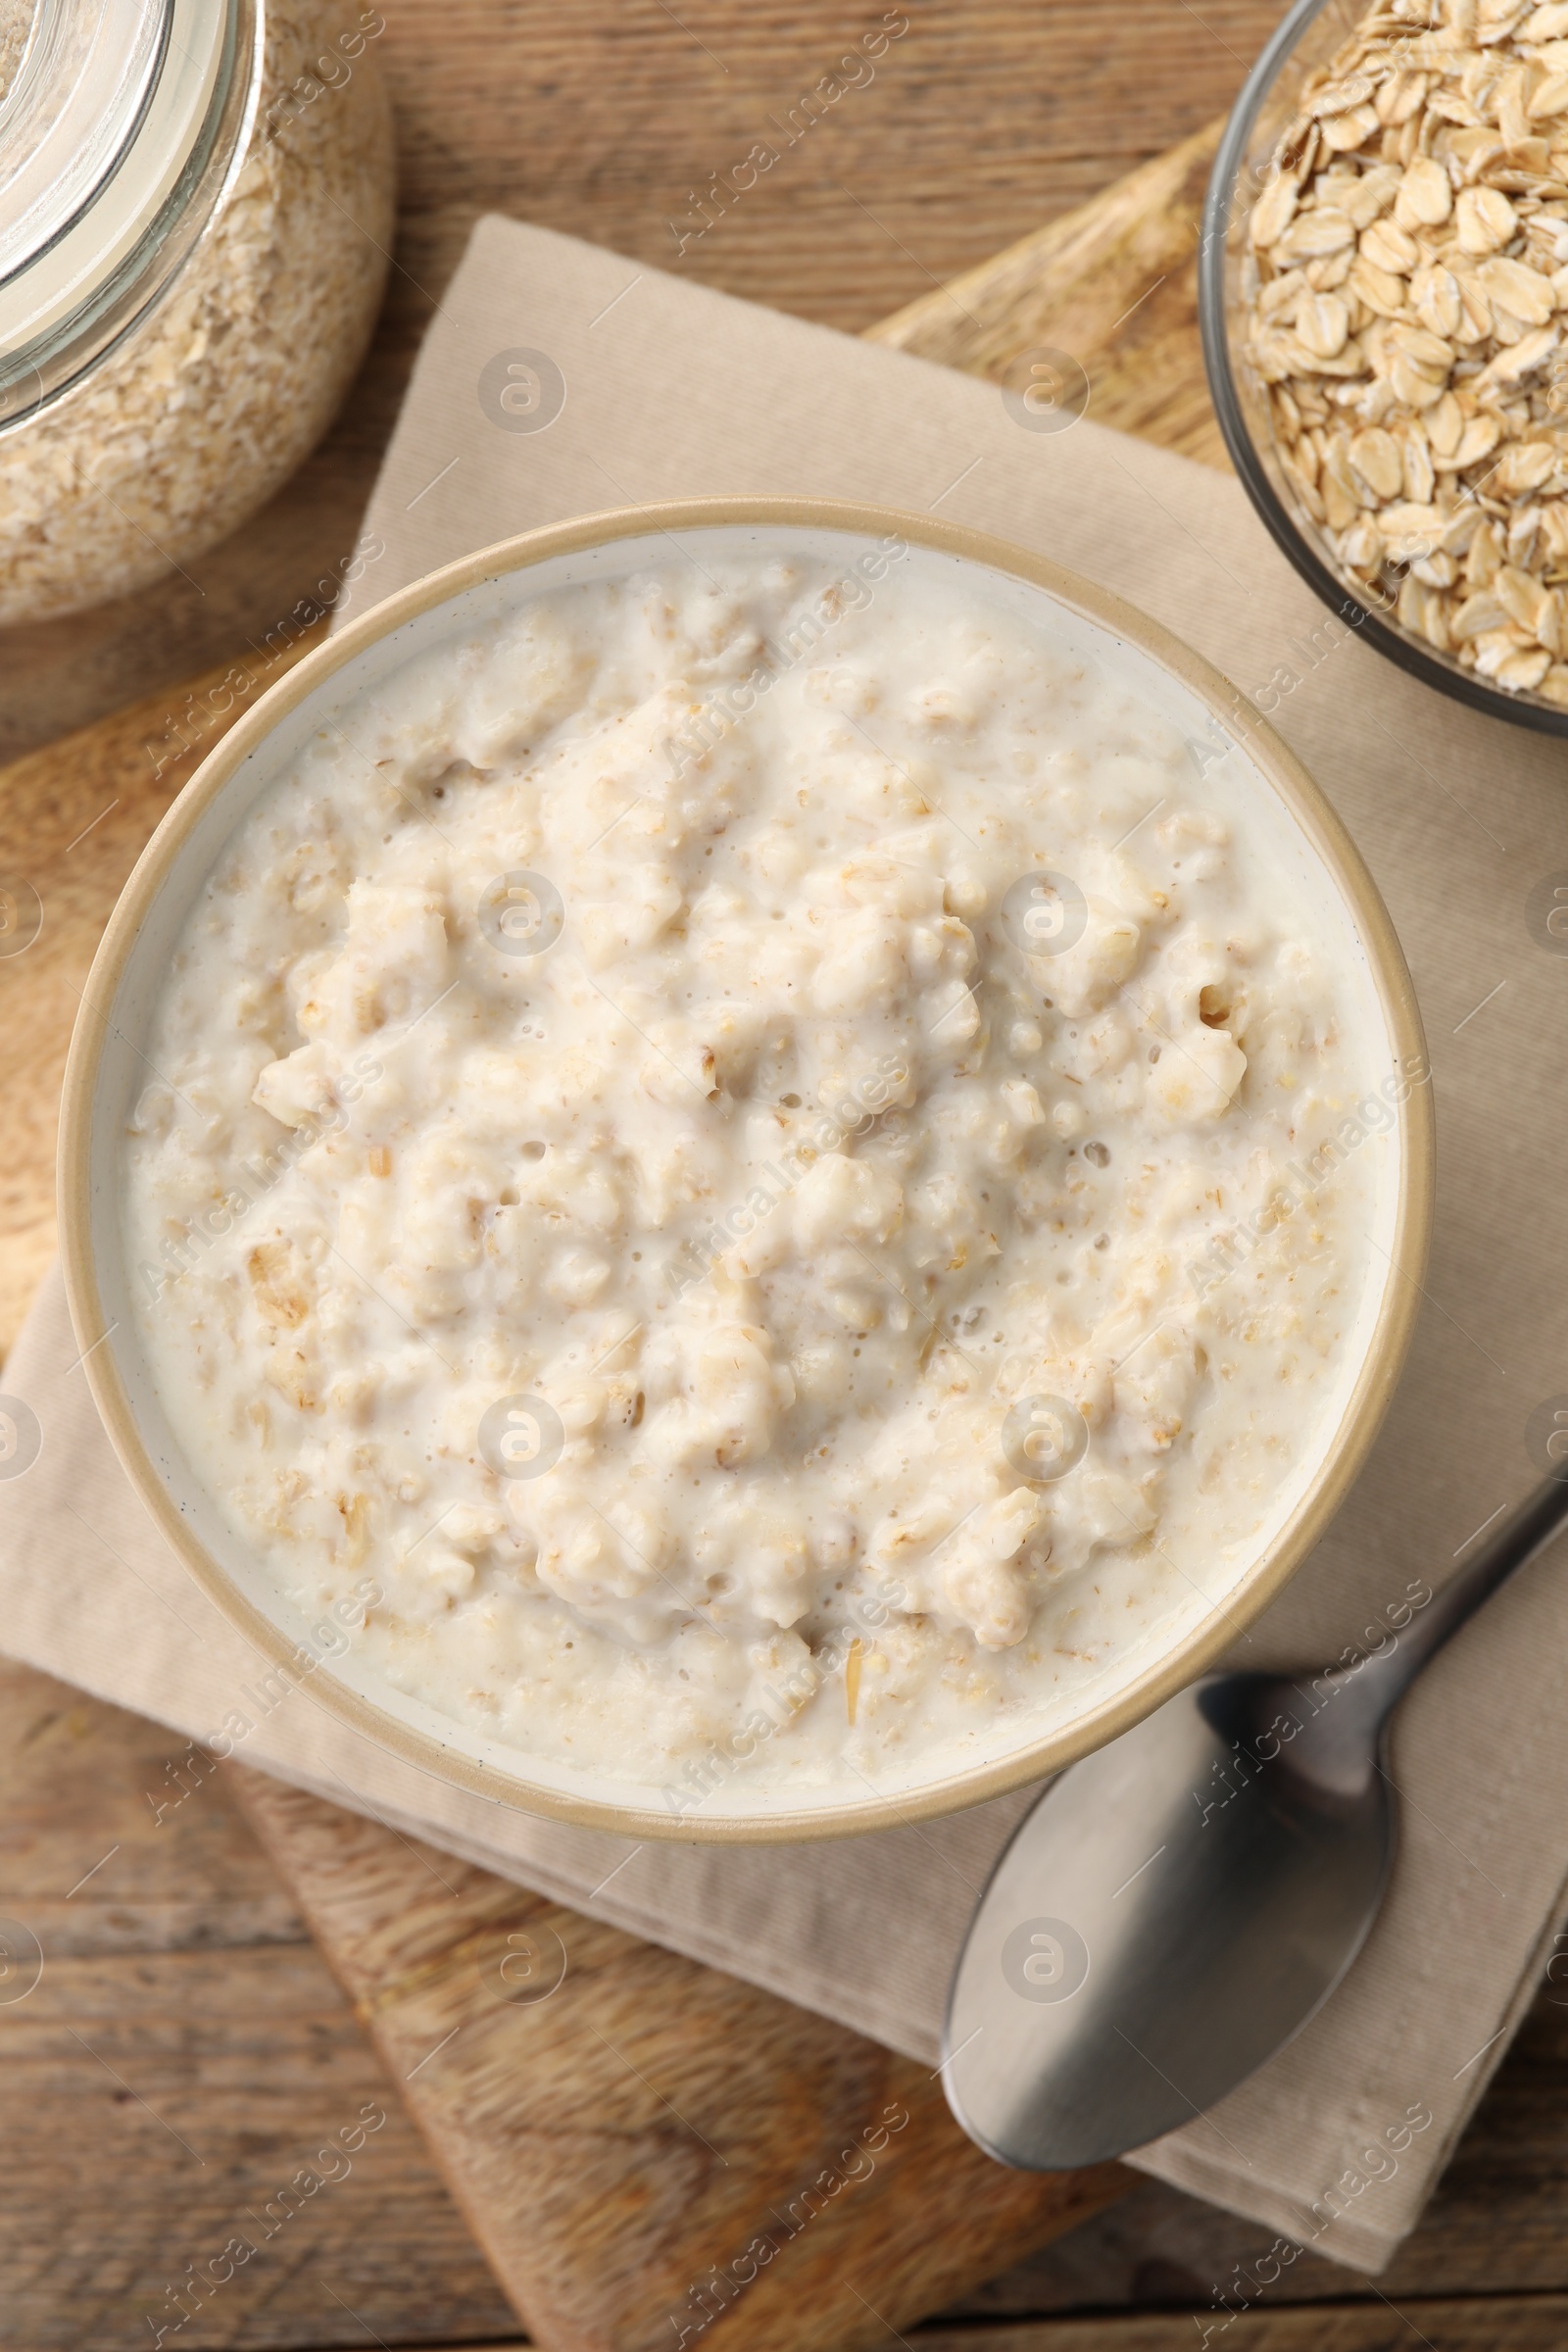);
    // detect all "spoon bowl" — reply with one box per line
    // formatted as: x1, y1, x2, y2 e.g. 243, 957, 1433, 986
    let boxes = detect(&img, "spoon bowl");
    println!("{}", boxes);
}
943, 1669, 1394, 2168
944, 1471, 1568, 2169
